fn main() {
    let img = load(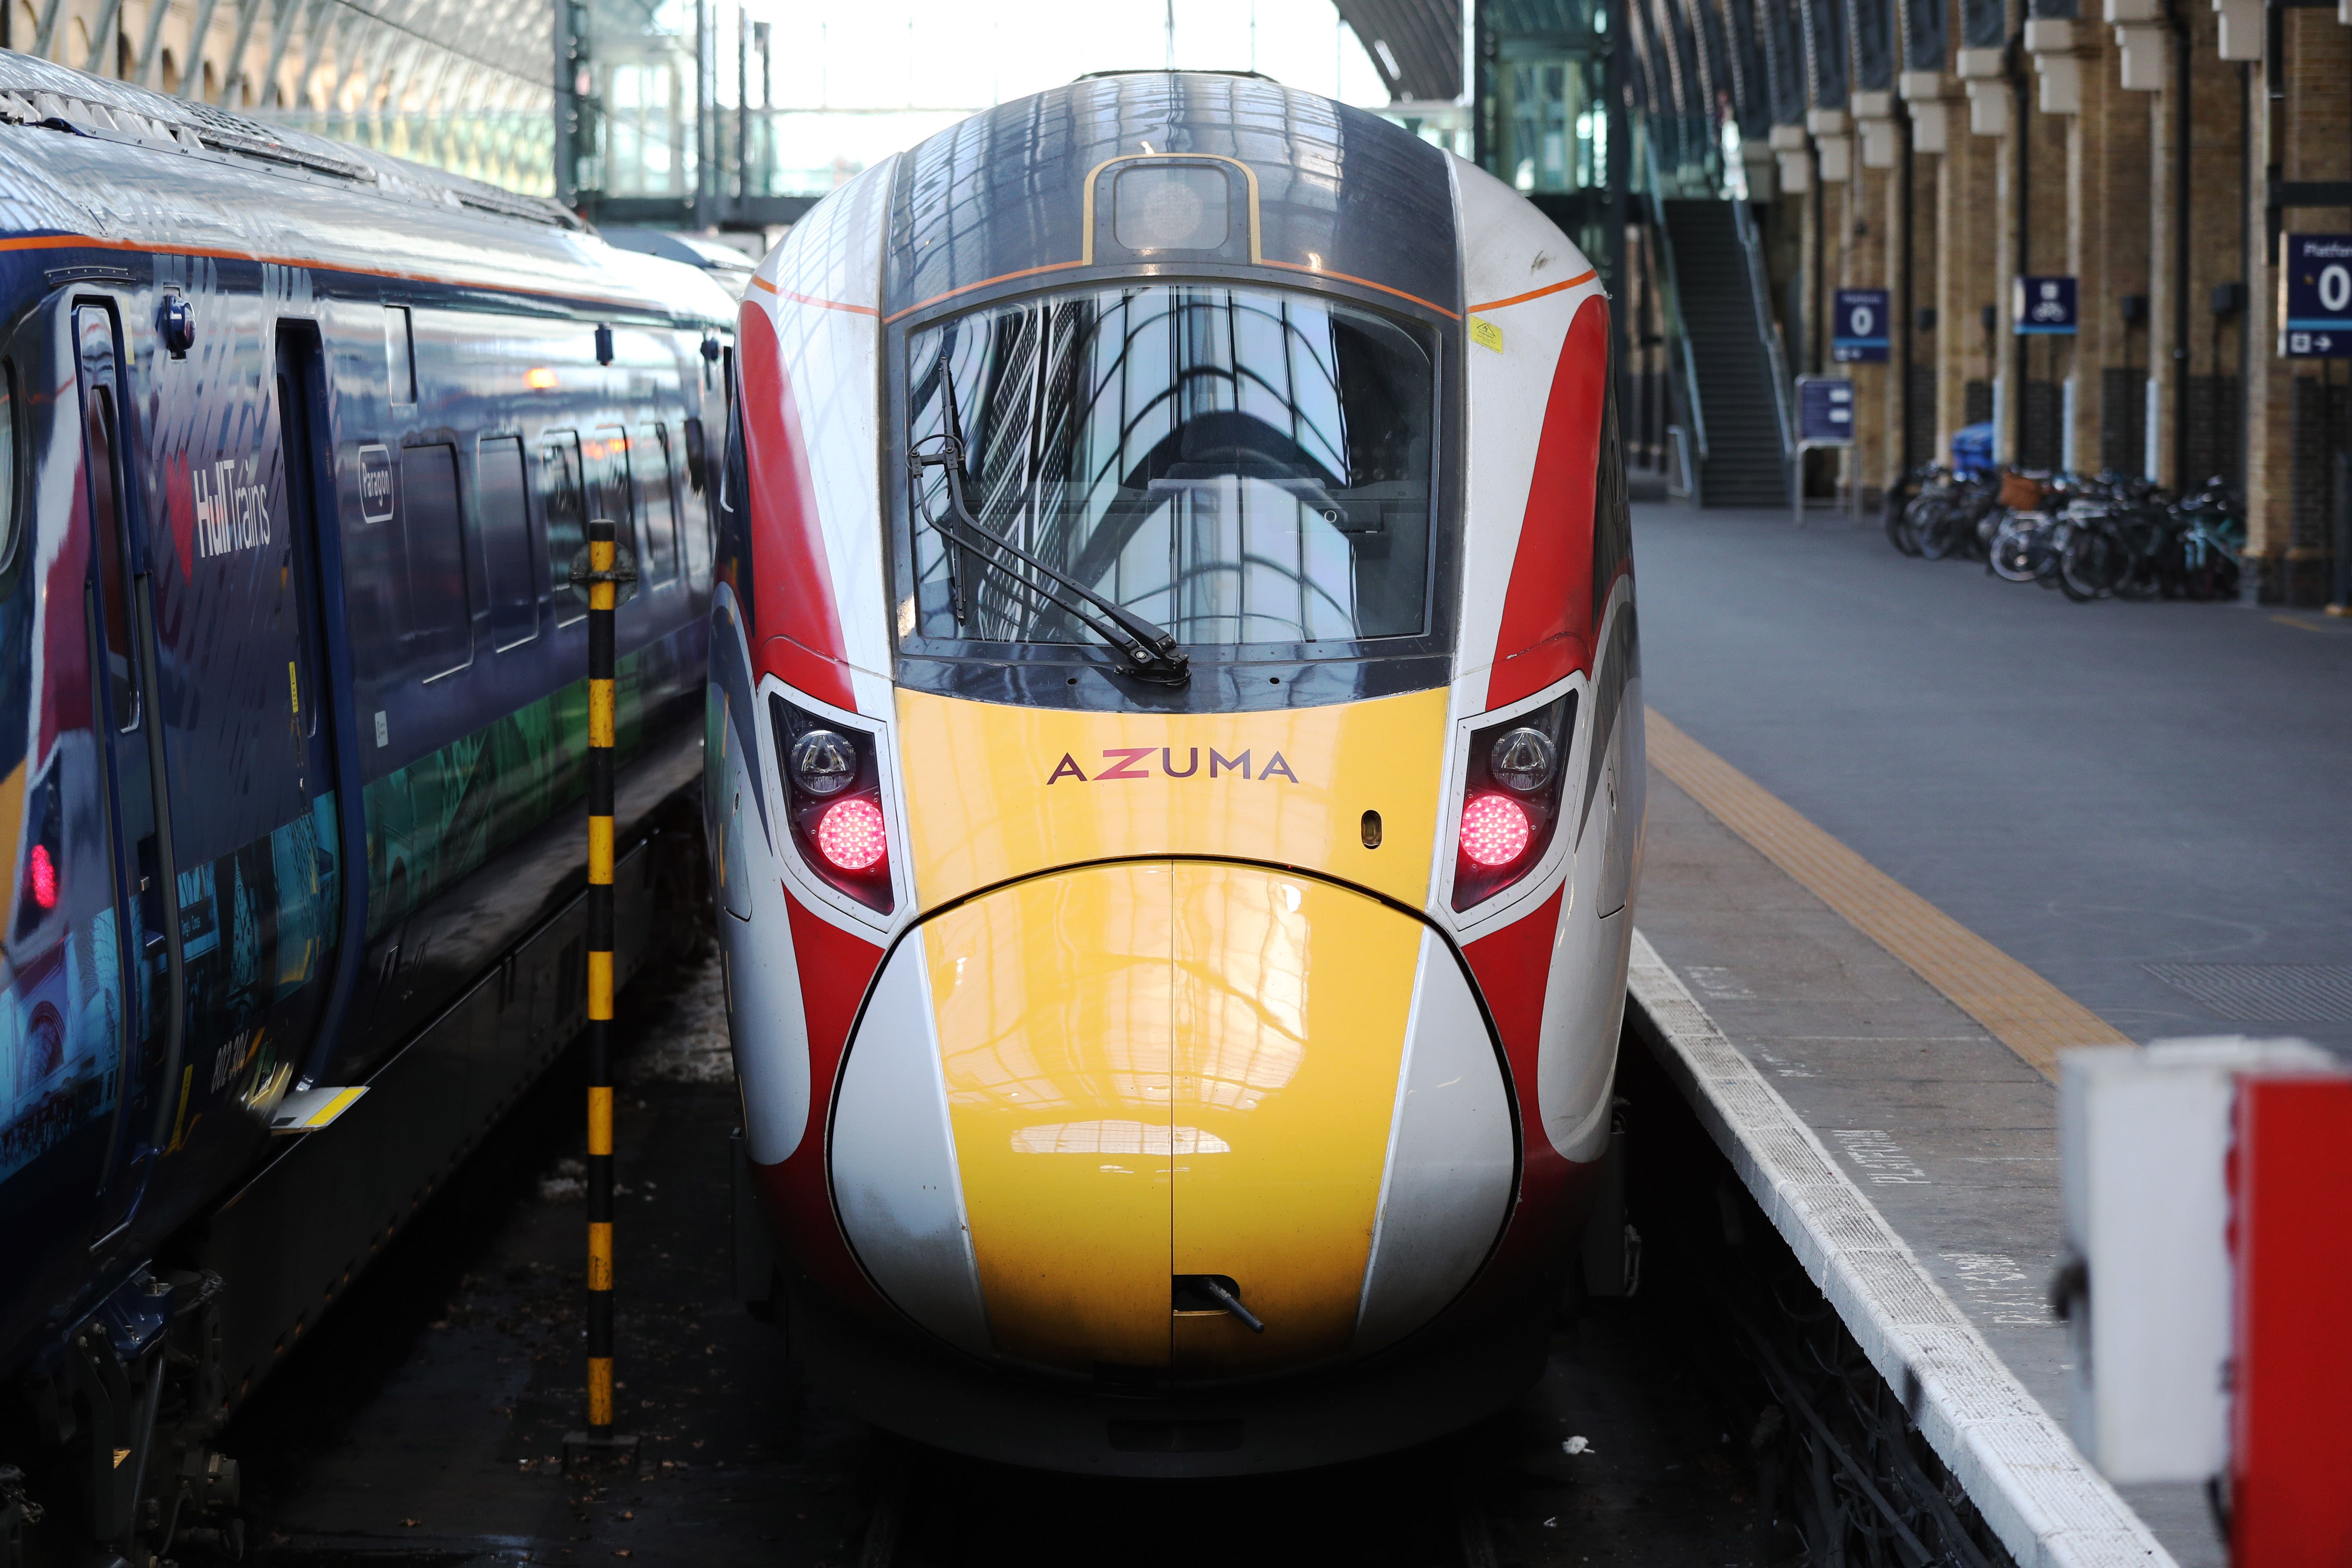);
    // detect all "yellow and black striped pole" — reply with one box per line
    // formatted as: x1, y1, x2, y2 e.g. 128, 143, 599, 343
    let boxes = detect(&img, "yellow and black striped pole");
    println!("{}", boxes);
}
571, 515, 635, 1471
